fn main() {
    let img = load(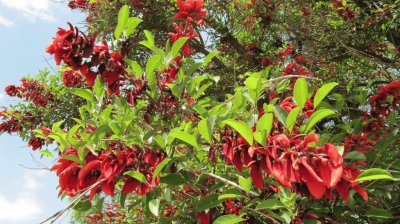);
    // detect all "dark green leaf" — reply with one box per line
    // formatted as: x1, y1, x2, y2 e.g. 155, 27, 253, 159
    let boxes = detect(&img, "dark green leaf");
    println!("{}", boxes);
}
256, 199, 285, 210
304, 109, 335, 133
223, 120, 253, 145
195, 194, 220, 212
124, 171, 147, 183
153, 158, 172, 179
